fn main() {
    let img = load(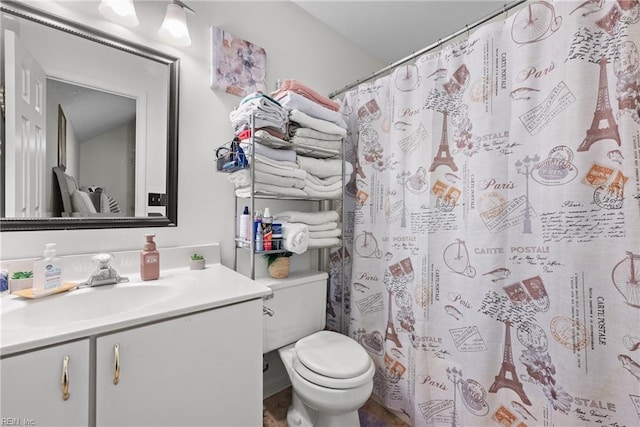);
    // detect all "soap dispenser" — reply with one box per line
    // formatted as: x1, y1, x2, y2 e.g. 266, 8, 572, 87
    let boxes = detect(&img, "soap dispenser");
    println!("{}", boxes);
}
140, 234, 160, 281
33, 243, 63, 294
